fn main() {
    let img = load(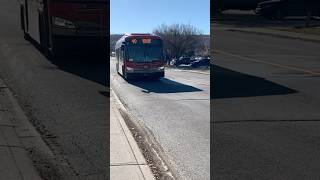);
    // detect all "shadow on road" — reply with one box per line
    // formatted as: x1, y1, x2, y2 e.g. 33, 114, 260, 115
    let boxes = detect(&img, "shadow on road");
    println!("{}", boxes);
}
48, 55, 109, 87
99, 91, 110, 97
127, 78, 202, 93
212, 66, 297, 99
